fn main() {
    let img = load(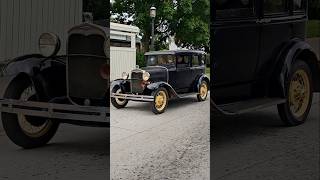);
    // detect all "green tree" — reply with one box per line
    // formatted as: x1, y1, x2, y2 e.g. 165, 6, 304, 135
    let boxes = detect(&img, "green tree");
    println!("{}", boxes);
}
111, 0, 209, 52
